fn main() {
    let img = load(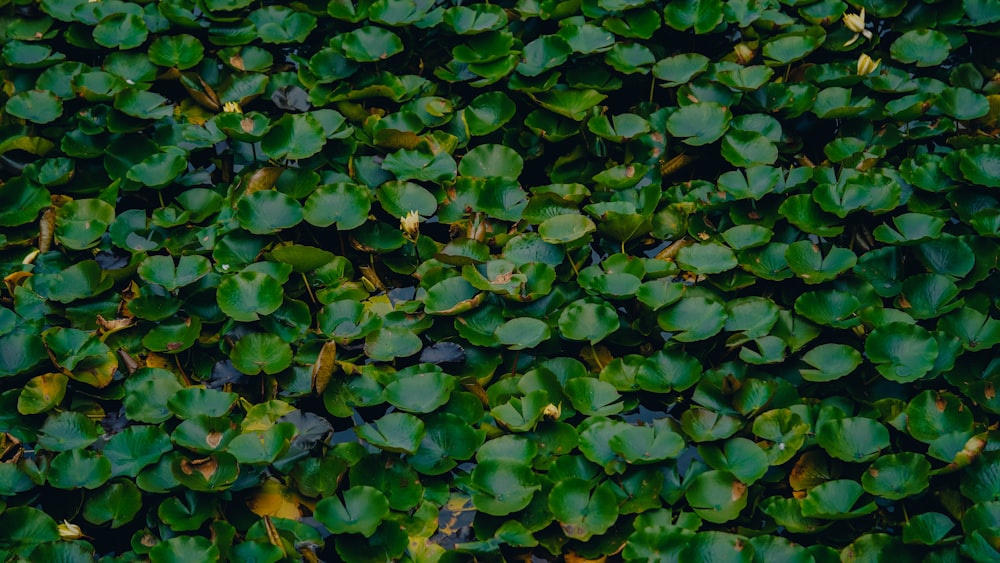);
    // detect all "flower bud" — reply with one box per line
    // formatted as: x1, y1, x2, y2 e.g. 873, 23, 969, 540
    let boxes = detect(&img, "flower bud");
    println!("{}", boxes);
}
857, 53, 881, 76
